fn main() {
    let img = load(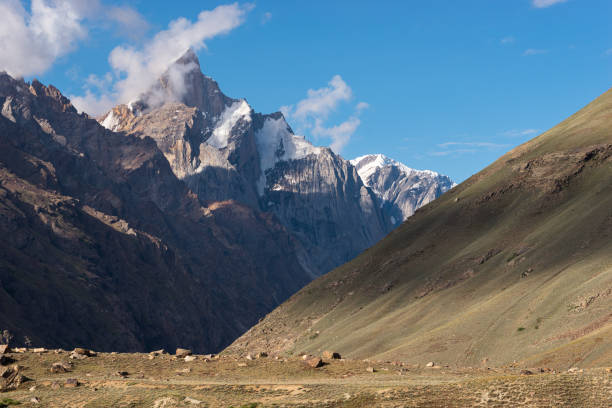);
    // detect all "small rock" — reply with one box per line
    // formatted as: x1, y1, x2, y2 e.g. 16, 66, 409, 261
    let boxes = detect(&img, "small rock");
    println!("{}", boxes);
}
175, 348, 192, 357
72, 348, 96, 357
520, 369, 534, 375
237, 362, 247, 367
306, 357, 323, 368
202, 354, 214, 360
605, 367, 611, 373
148, 354, 155, 360
12, 347, 27, 353
184, 355, 196, 362
322, 351, 341, 360
0, 344, 8, 354
426, 362, 435, 367
54, 349, 64, 354
149, 349, 165, 356
50, 362, 71, 373
64, 378, 79, 387
256, 352, 268, 359
32, 347, 47, 353
184, 397, 202, 405
366, 367, 376, 373
245, 354, 254, 361
568, 367, 580, 373
301, 354, 312, 361
30, 397, 40, 404
114, 371, 129, 378
29, 385, 37, 391
50, 381, 60, 390
176, 368, 191, 374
